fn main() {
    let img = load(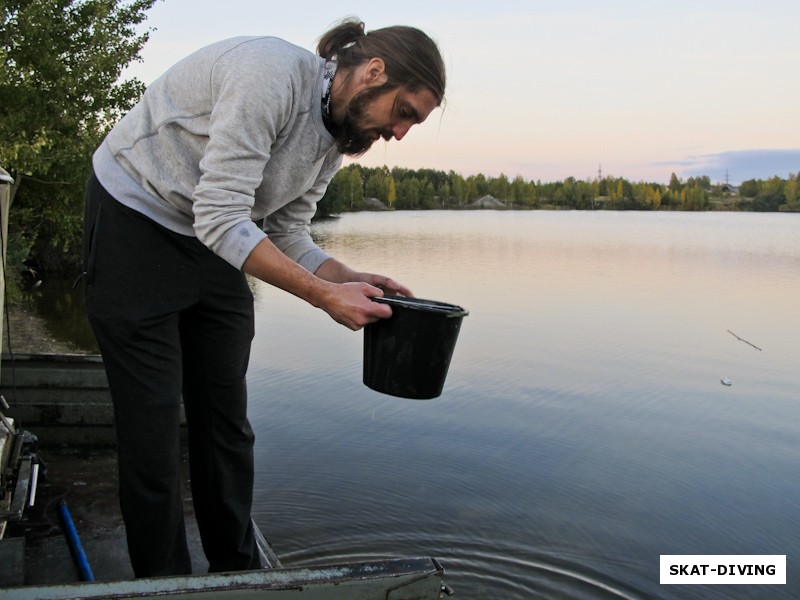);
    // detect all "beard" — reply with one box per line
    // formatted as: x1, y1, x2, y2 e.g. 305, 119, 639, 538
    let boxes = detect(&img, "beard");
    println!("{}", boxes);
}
331, 85, 392, 157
